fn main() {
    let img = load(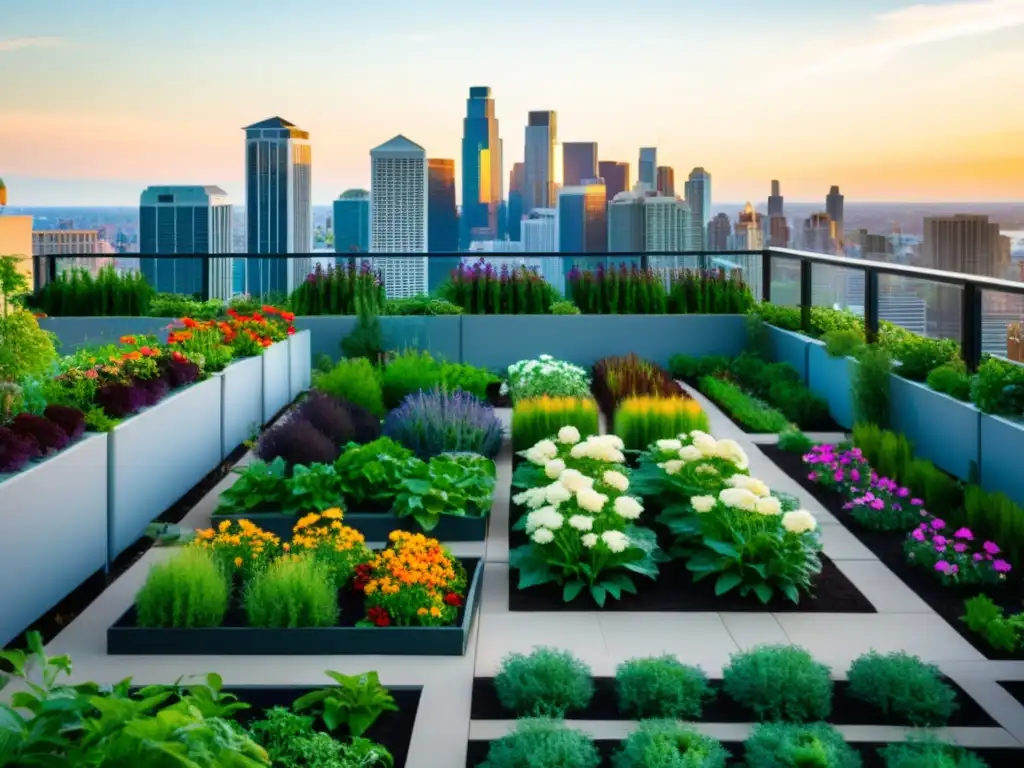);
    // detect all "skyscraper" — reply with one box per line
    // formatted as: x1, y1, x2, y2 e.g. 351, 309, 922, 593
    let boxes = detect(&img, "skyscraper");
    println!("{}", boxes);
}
638, 148, 657, 188
767, 180, 784, 217
656, 166, 675, 196
558, 182, 607, 254
802, 213, 837, 254
562, 142, 598, 187
428, 158, 458, 291
243, 116, 312, 297
644, 197, 692, 254
139, 185, 234, 300
522, 208, 557, 253
507, 162, 525, 241
333, 189, 370, 258
460, 87, 503, 247
684, 168, 712, 249
598, 161, 630, 201
608, 192, 646, 253
707, 213, 732, 251
524, 111, 557, 213
731, 202, 764, 250
370, 135, 428, 298
826, 185, 845, 243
